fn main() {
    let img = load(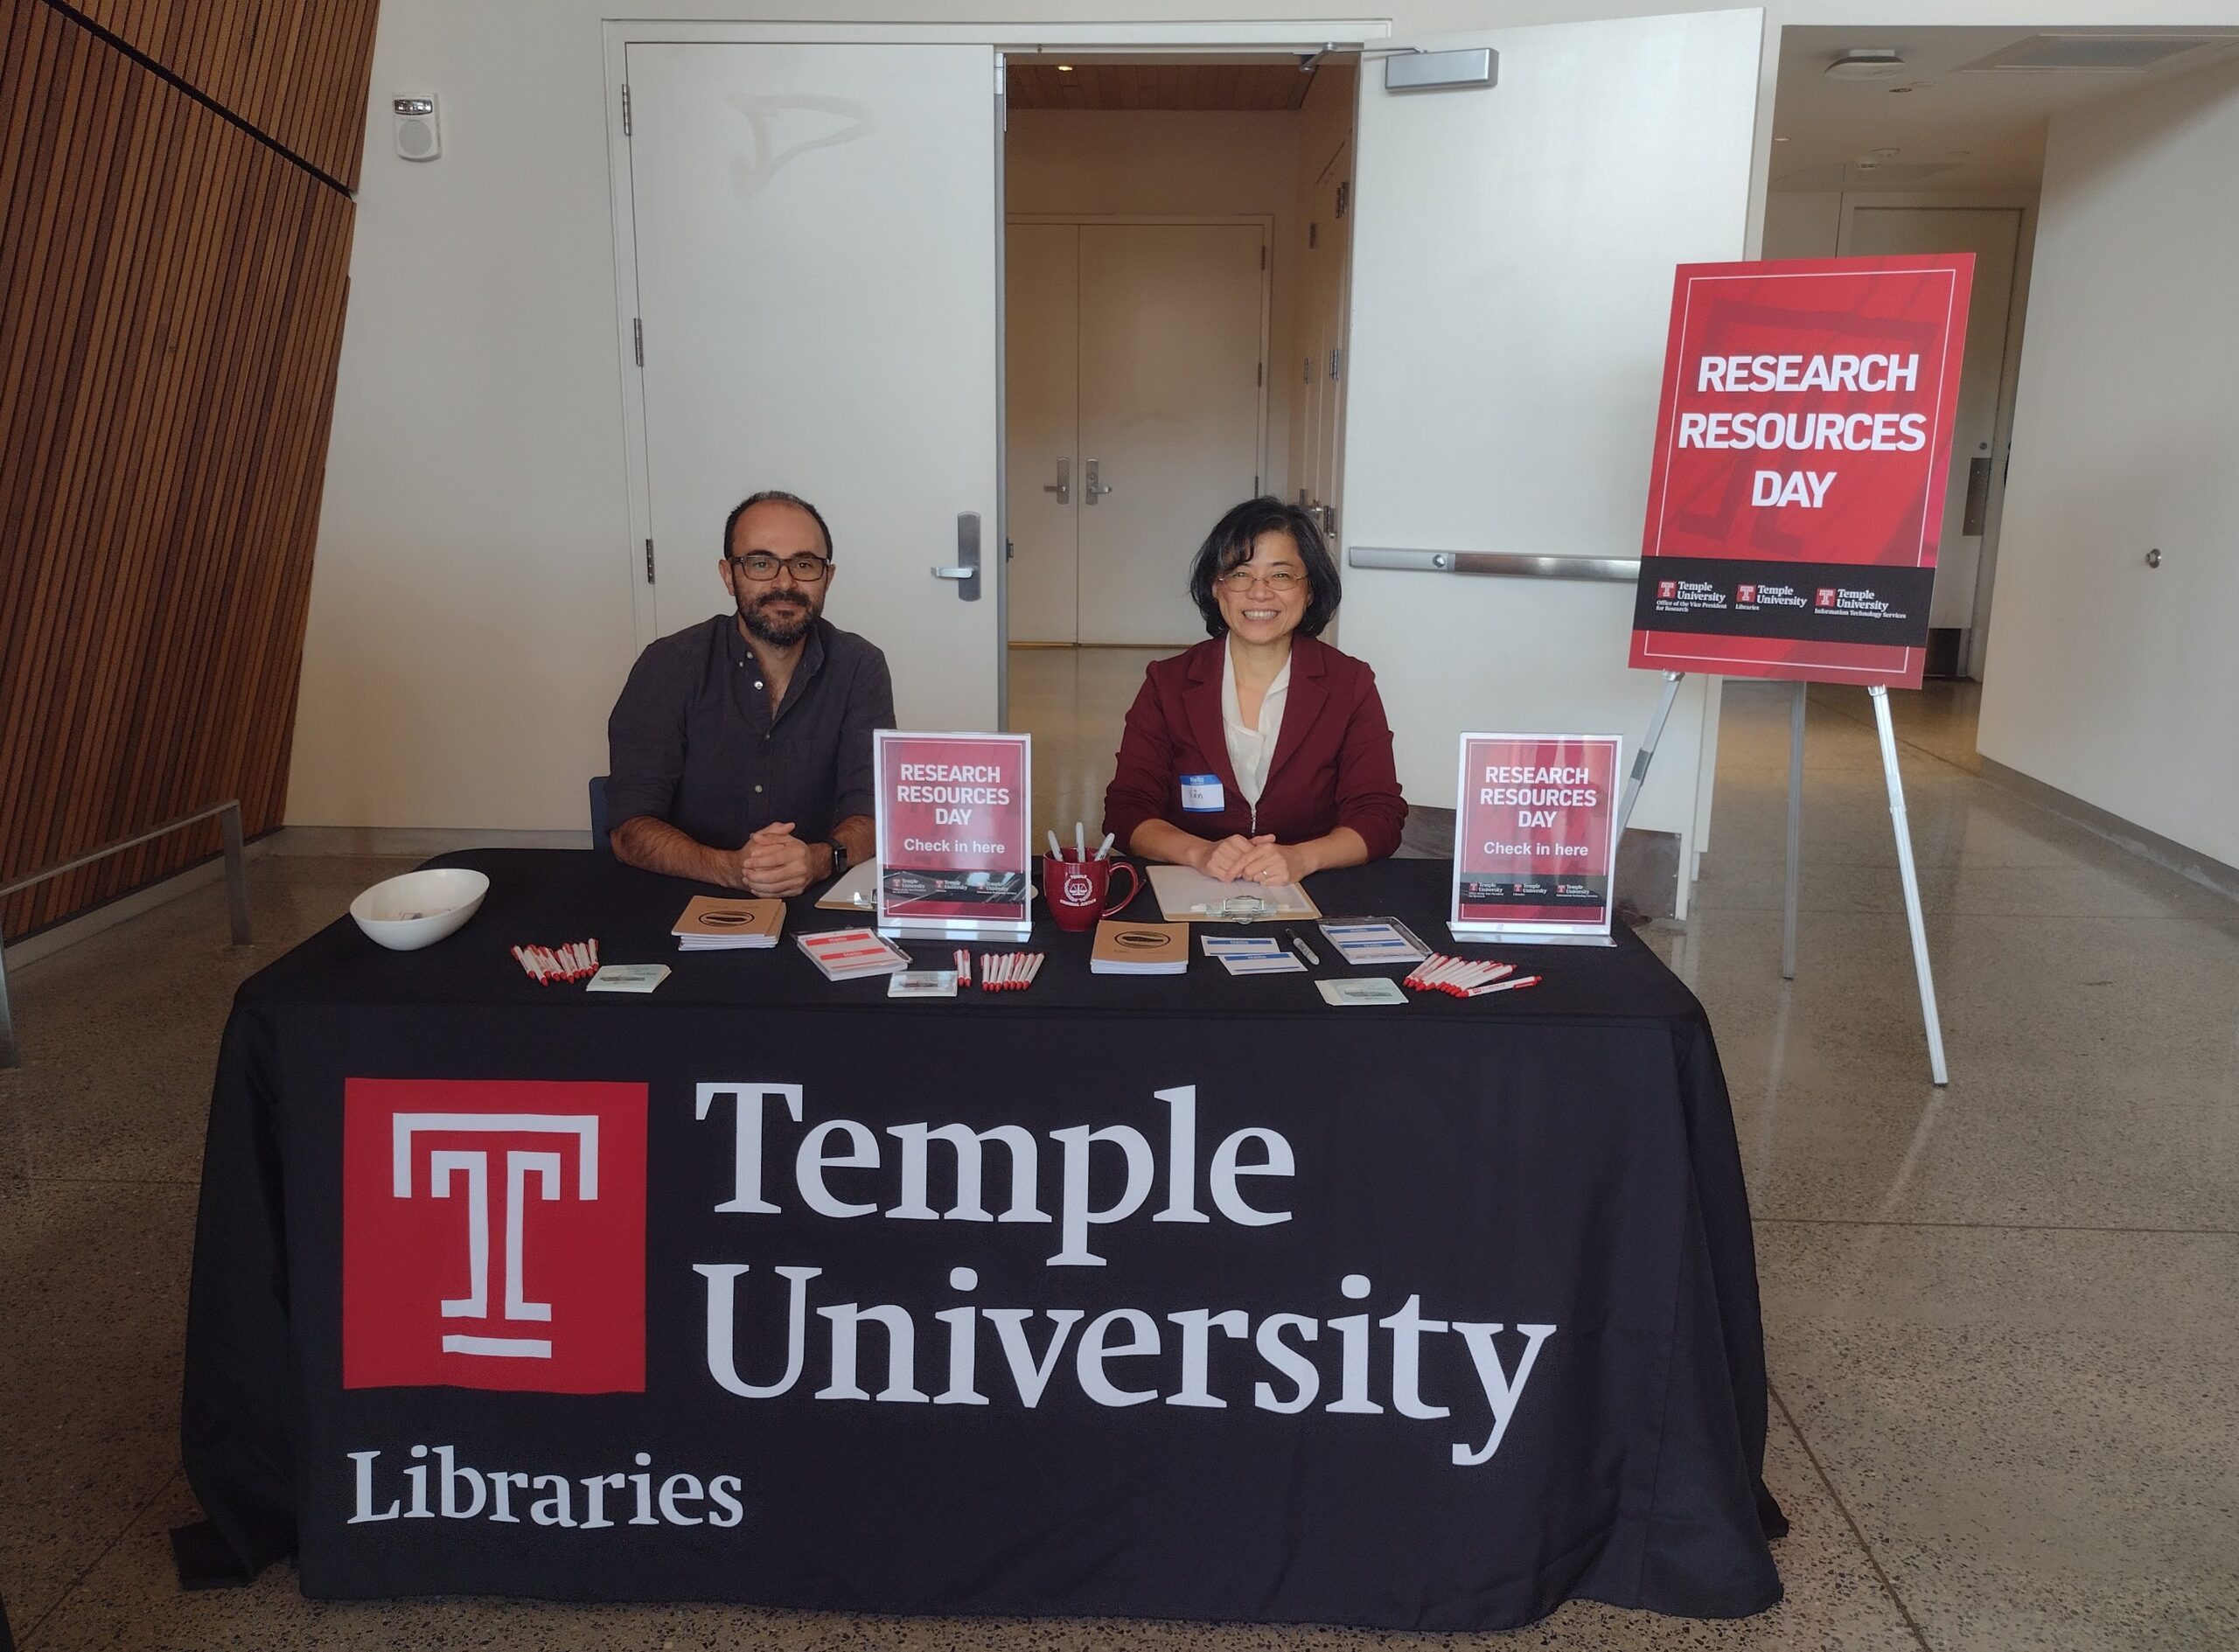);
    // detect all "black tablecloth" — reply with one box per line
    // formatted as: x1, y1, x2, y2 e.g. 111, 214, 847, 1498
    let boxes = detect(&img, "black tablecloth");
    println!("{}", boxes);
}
179, 849, 1783, 1628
